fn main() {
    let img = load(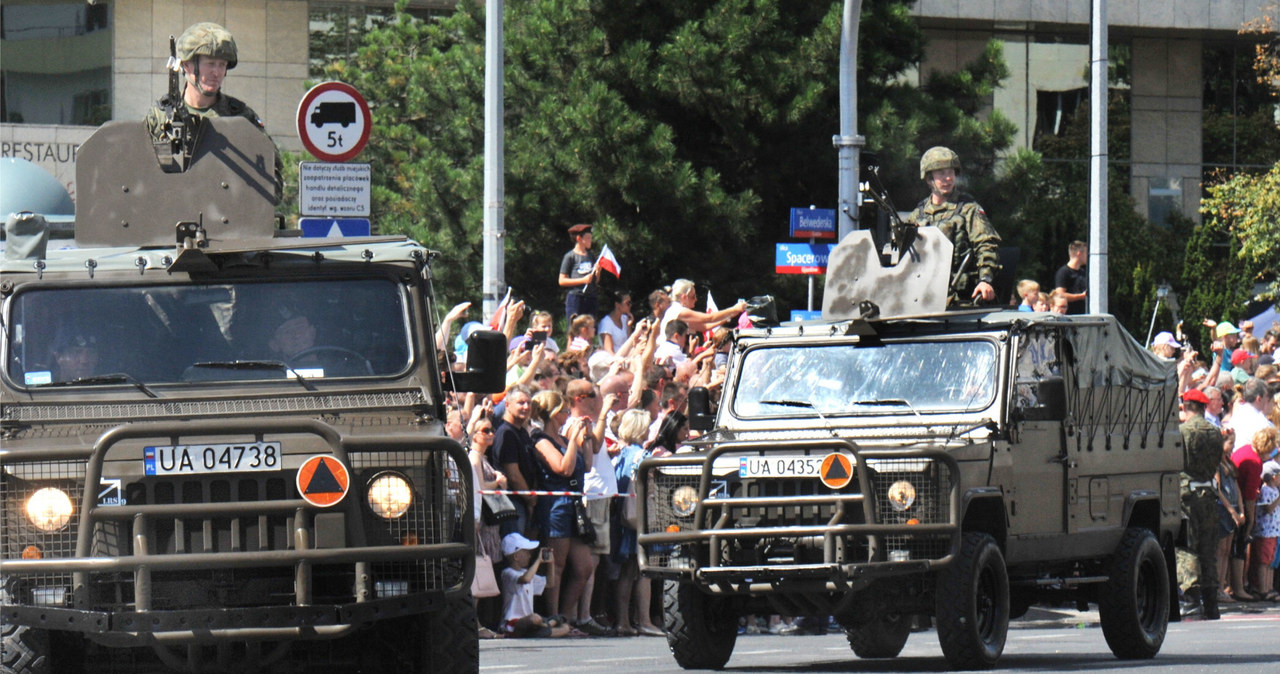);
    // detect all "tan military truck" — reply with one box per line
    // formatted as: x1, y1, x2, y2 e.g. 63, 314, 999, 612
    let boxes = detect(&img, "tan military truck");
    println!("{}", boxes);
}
0, 119, 503, 673
637, 228, 1183, 670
